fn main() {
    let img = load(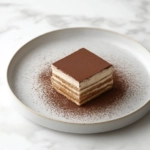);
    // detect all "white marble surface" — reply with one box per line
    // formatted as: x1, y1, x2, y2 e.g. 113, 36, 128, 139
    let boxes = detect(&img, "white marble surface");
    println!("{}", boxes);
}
0, 0, 150, 149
